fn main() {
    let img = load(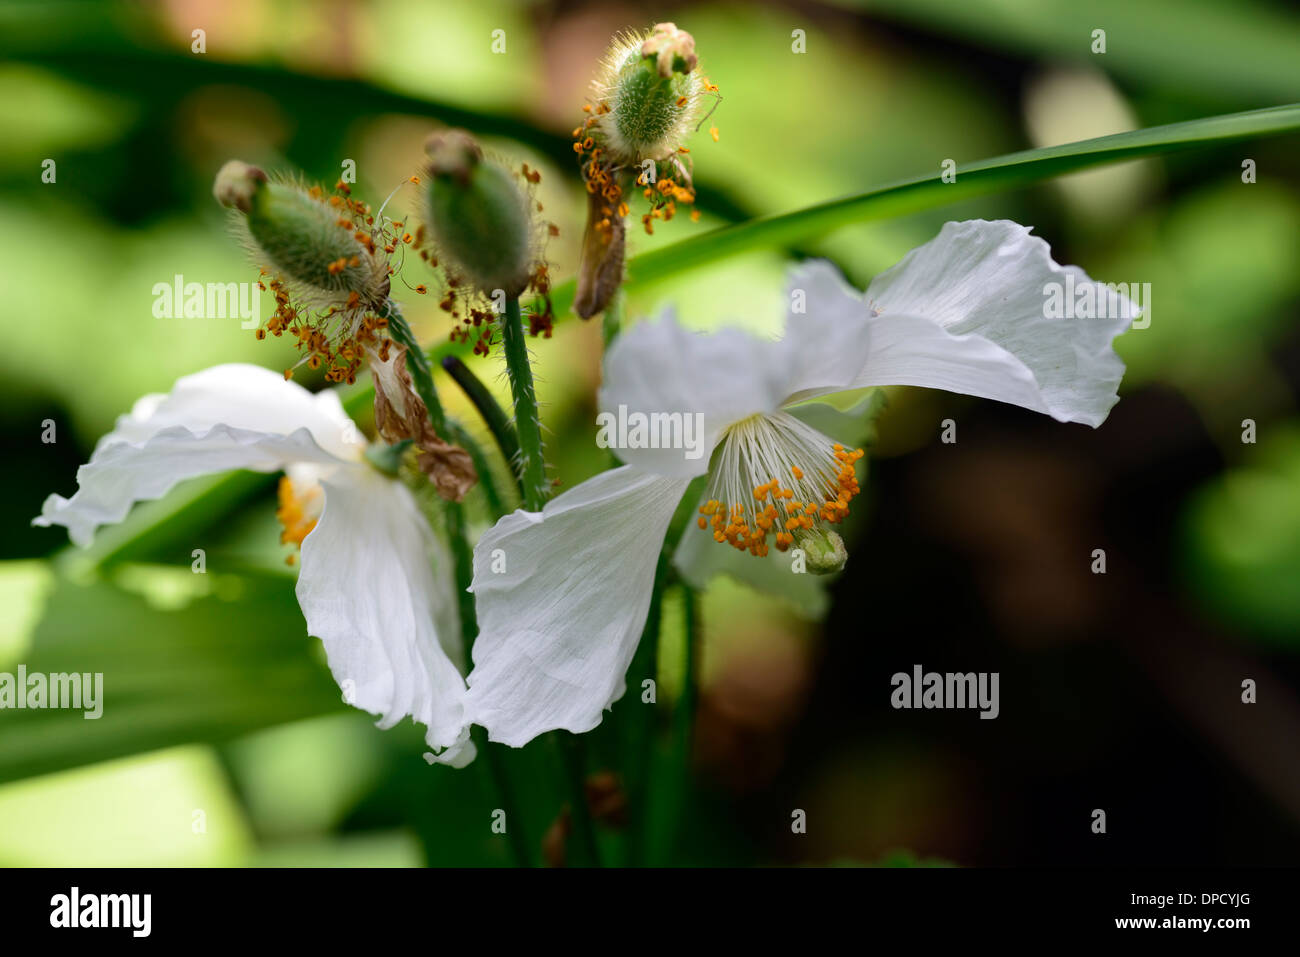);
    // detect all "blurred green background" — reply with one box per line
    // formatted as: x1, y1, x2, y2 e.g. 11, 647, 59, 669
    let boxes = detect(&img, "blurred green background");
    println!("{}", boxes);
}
1, 0, 1298, 866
